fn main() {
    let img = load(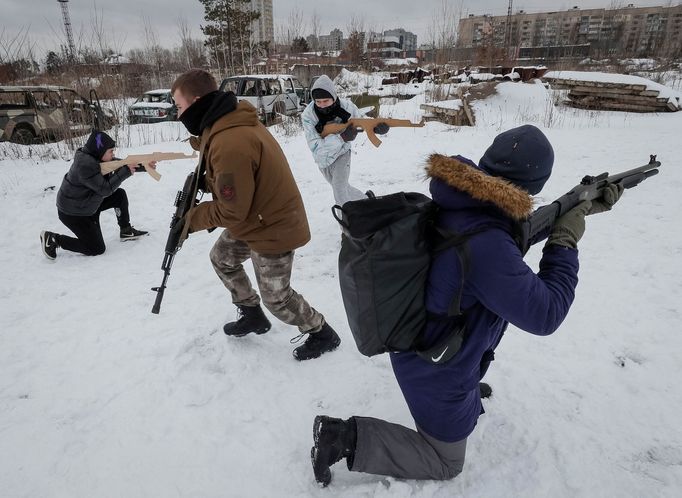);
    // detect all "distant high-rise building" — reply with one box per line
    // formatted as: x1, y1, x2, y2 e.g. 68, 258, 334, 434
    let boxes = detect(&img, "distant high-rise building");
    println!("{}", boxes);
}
456, 4, 682, 59
319, 29, 344, 52
366, 29, 418, 57
250, 0, 274, 46
383, 28, 418, 52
